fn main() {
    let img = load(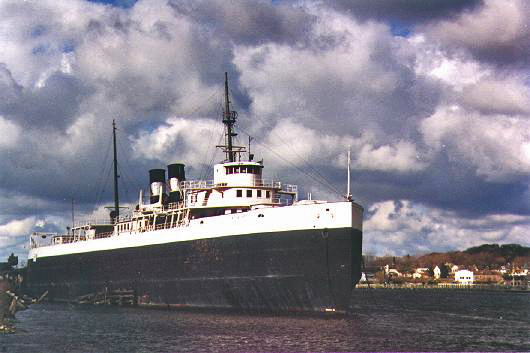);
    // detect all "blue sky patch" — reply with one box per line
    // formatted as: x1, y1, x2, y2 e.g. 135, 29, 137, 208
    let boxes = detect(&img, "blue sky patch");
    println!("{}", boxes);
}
87, 0, 137, 8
